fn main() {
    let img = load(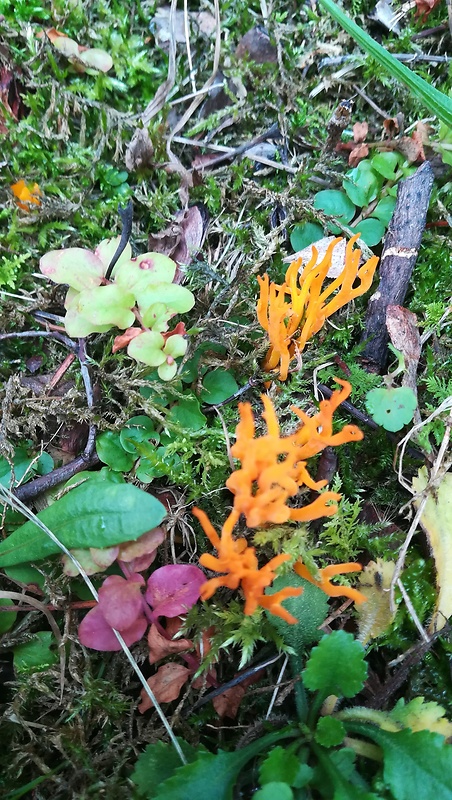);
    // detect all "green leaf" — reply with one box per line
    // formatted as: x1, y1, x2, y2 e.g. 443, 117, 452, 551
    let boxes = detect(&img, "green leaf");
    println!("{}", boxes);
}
318, 0, 452, 128
0, 597, 17, 633
200, 369, 239, 405
151, 730, 297, 800
365, 386, 417, 432
344, 724, 452, 800
13, 631, 58, 673
290, 222, 324, 252
0, 482, 167, 566
313, 190, 356, 228
350, 218, 386, 247
254, 783, 294, 800
0, 447, 41, 489
315, 717, 346, 747
77, 284, 135, 328
132, 739, 202, 798
265, 573, 328, 652
343, 162, 381, 208
259, 747, 302, 786
371, 196, 396, 225
371, 151, 402, 180
167, 396, 207, 431
3, 564, 46, 590
303, 631, 367, 698
120, 416, 160, 453
96, 431, 136, 471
